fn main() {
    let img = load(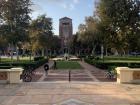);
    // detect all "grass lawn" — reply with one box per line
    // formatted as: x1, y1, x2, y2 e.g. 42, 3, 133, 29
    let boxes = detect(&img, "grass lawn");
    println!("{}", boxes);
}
0, 57, 34, 63
103, 56, 140, 61
56, 61, 83, 69
95, 56, 140, 63
96, 60, 140, 63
